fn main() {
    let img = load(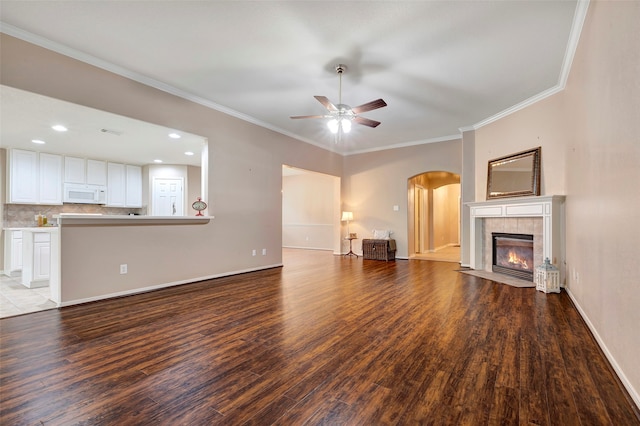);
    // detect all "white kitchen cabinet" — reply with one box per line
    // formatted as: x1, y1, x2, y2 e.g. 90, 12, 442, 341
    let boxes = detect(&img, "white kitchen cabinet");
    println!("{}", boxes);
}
3, 230, 23, 277
107, 163, 142, 207
65, 157, 107, 186
64, 156, 86, 183
125, 165, 142, 207
39, 153, 63, 205
87, 159, 107, 185
8, 149, 62, 205
21, 230, 53, 288
33, 234, 51, 282
107, 162, 126, 207
8, 149, 38, 203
